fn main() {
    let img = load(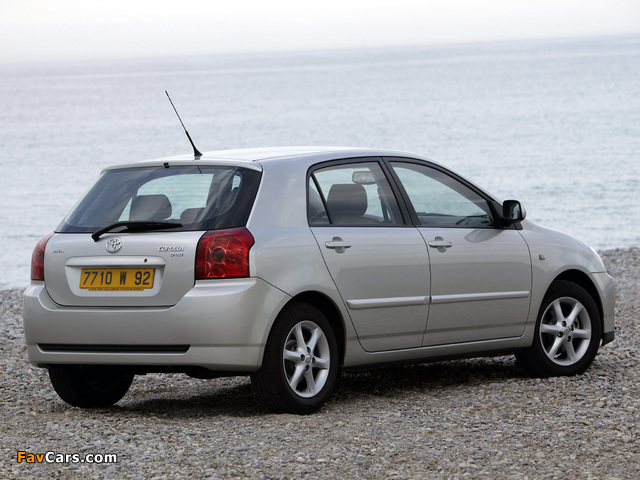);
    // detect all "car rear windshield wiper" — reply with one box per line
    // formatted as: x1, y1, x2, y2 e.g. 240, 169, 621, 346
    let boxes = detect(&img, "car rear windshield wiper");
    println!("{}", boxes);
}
92, 221, 183, 242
